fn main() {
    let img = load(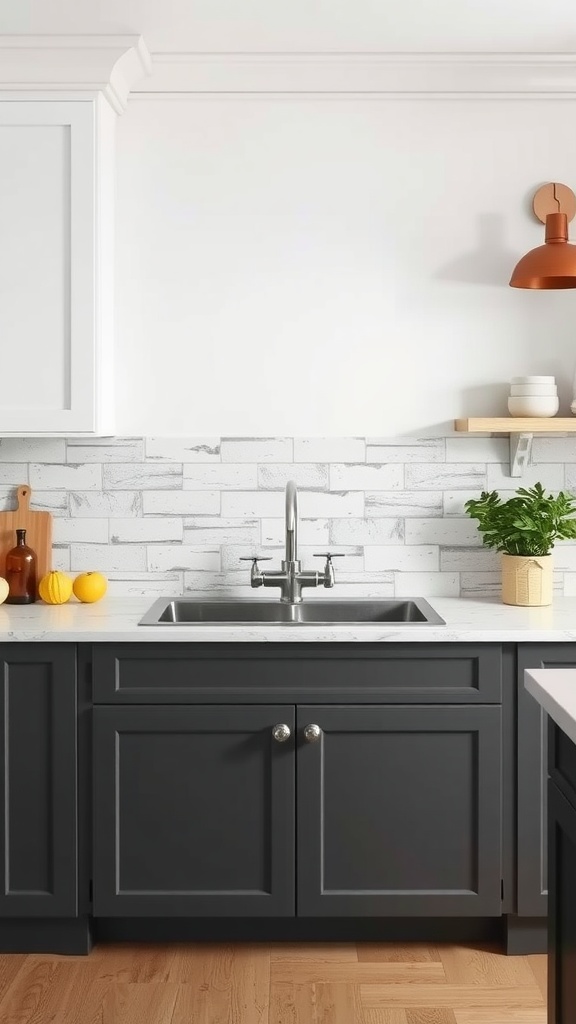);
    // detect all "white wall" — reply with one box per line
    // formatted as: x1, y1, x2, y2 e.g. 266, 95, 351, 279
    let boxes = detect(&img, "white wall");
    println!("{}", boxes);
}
8, 0, 576, 52
115, 94, 576, 435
